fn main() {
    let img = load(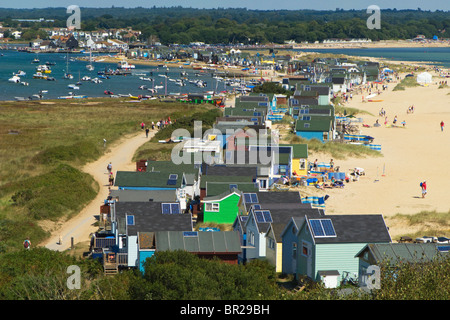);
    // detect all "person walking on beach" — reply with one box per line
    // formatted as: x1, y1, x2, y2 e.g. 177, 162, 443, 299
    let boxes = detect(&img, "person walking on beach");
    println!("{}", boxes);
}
440, 121, 444, 132
420, 180, 427, 198
23, 238, 31, 250
107, 162, 112, 174
109, 172, 114, 187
